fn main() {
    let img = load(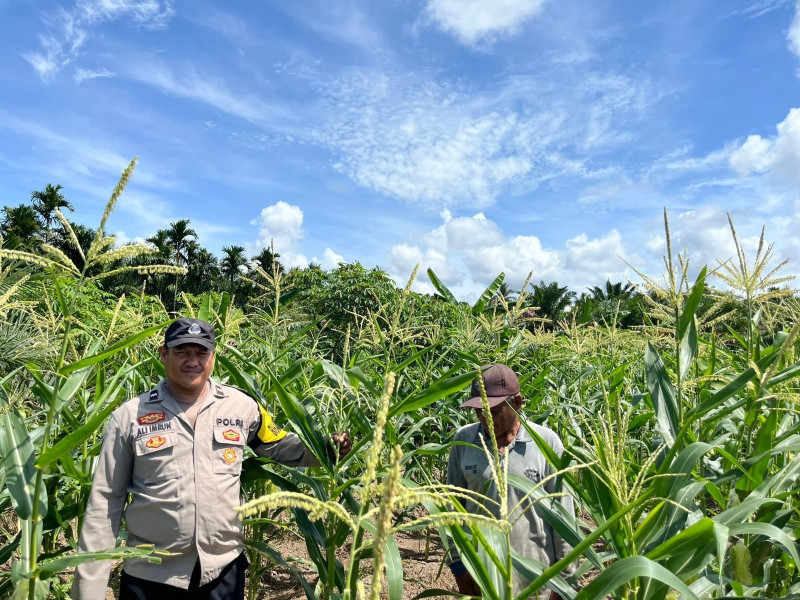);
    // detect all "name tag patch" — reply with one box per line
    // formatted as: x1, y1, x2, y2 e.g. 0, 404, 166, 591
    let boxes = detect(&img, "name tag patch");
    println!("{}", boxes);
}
465, 464, 479, 474
134, 420, 176, 438
216, 417, 244, 427
223, 448, 237, 464
146, 435, 167, 449
138, 412, 166, 425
